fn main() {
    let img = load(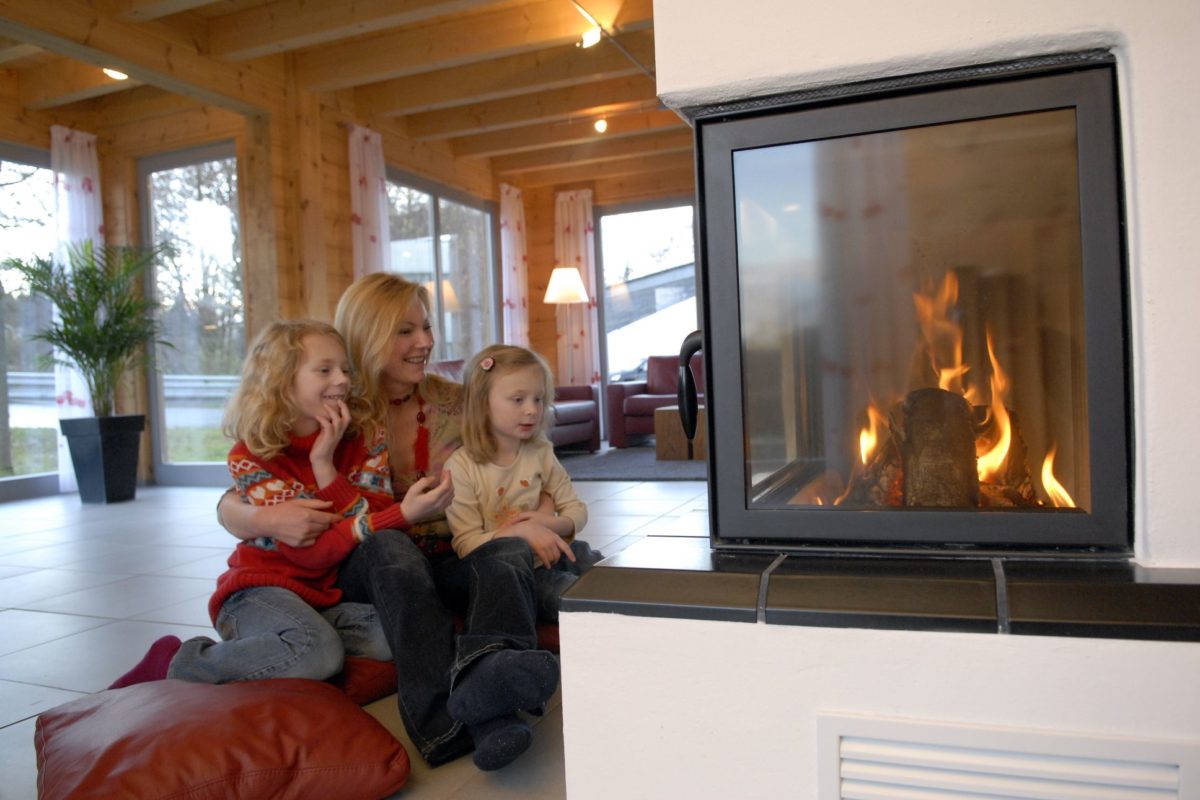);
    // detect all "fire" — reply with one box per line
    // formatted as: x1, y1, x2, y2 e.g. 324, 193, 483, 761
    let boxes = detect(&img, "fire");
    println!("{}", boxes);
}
975, 332, 1012, 483
913, 272, 971, 396
859, 403, 887, 465
1041, 446, 1077, 508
